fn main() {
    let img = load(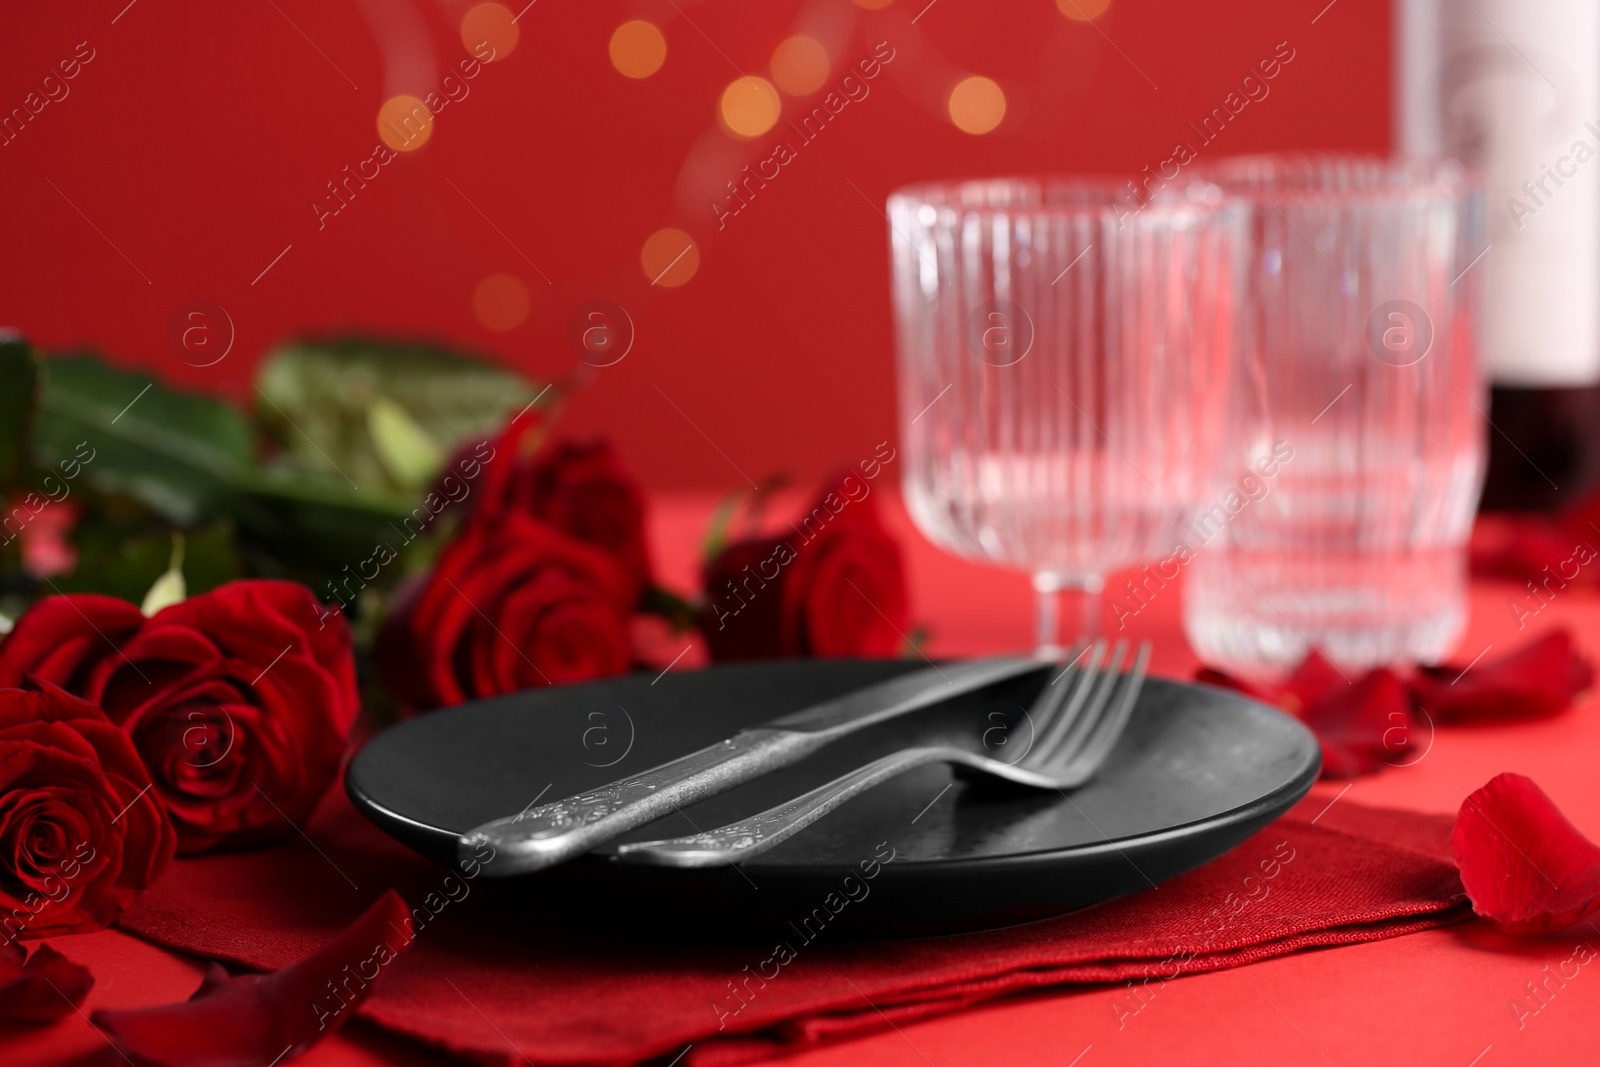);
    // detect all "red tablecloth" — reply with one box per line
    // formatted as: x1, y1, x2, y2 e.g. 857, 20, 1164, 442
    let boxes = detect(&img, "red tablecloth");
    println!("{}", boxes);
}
8, 492, 1600, 1066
